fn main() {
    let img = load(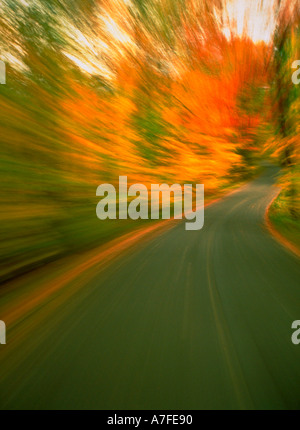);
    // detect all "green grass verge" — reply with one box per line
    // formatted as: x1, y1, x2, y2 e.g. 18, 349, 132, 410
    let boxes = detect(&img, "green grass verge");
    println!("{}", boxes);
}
268, 190, 300, 251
